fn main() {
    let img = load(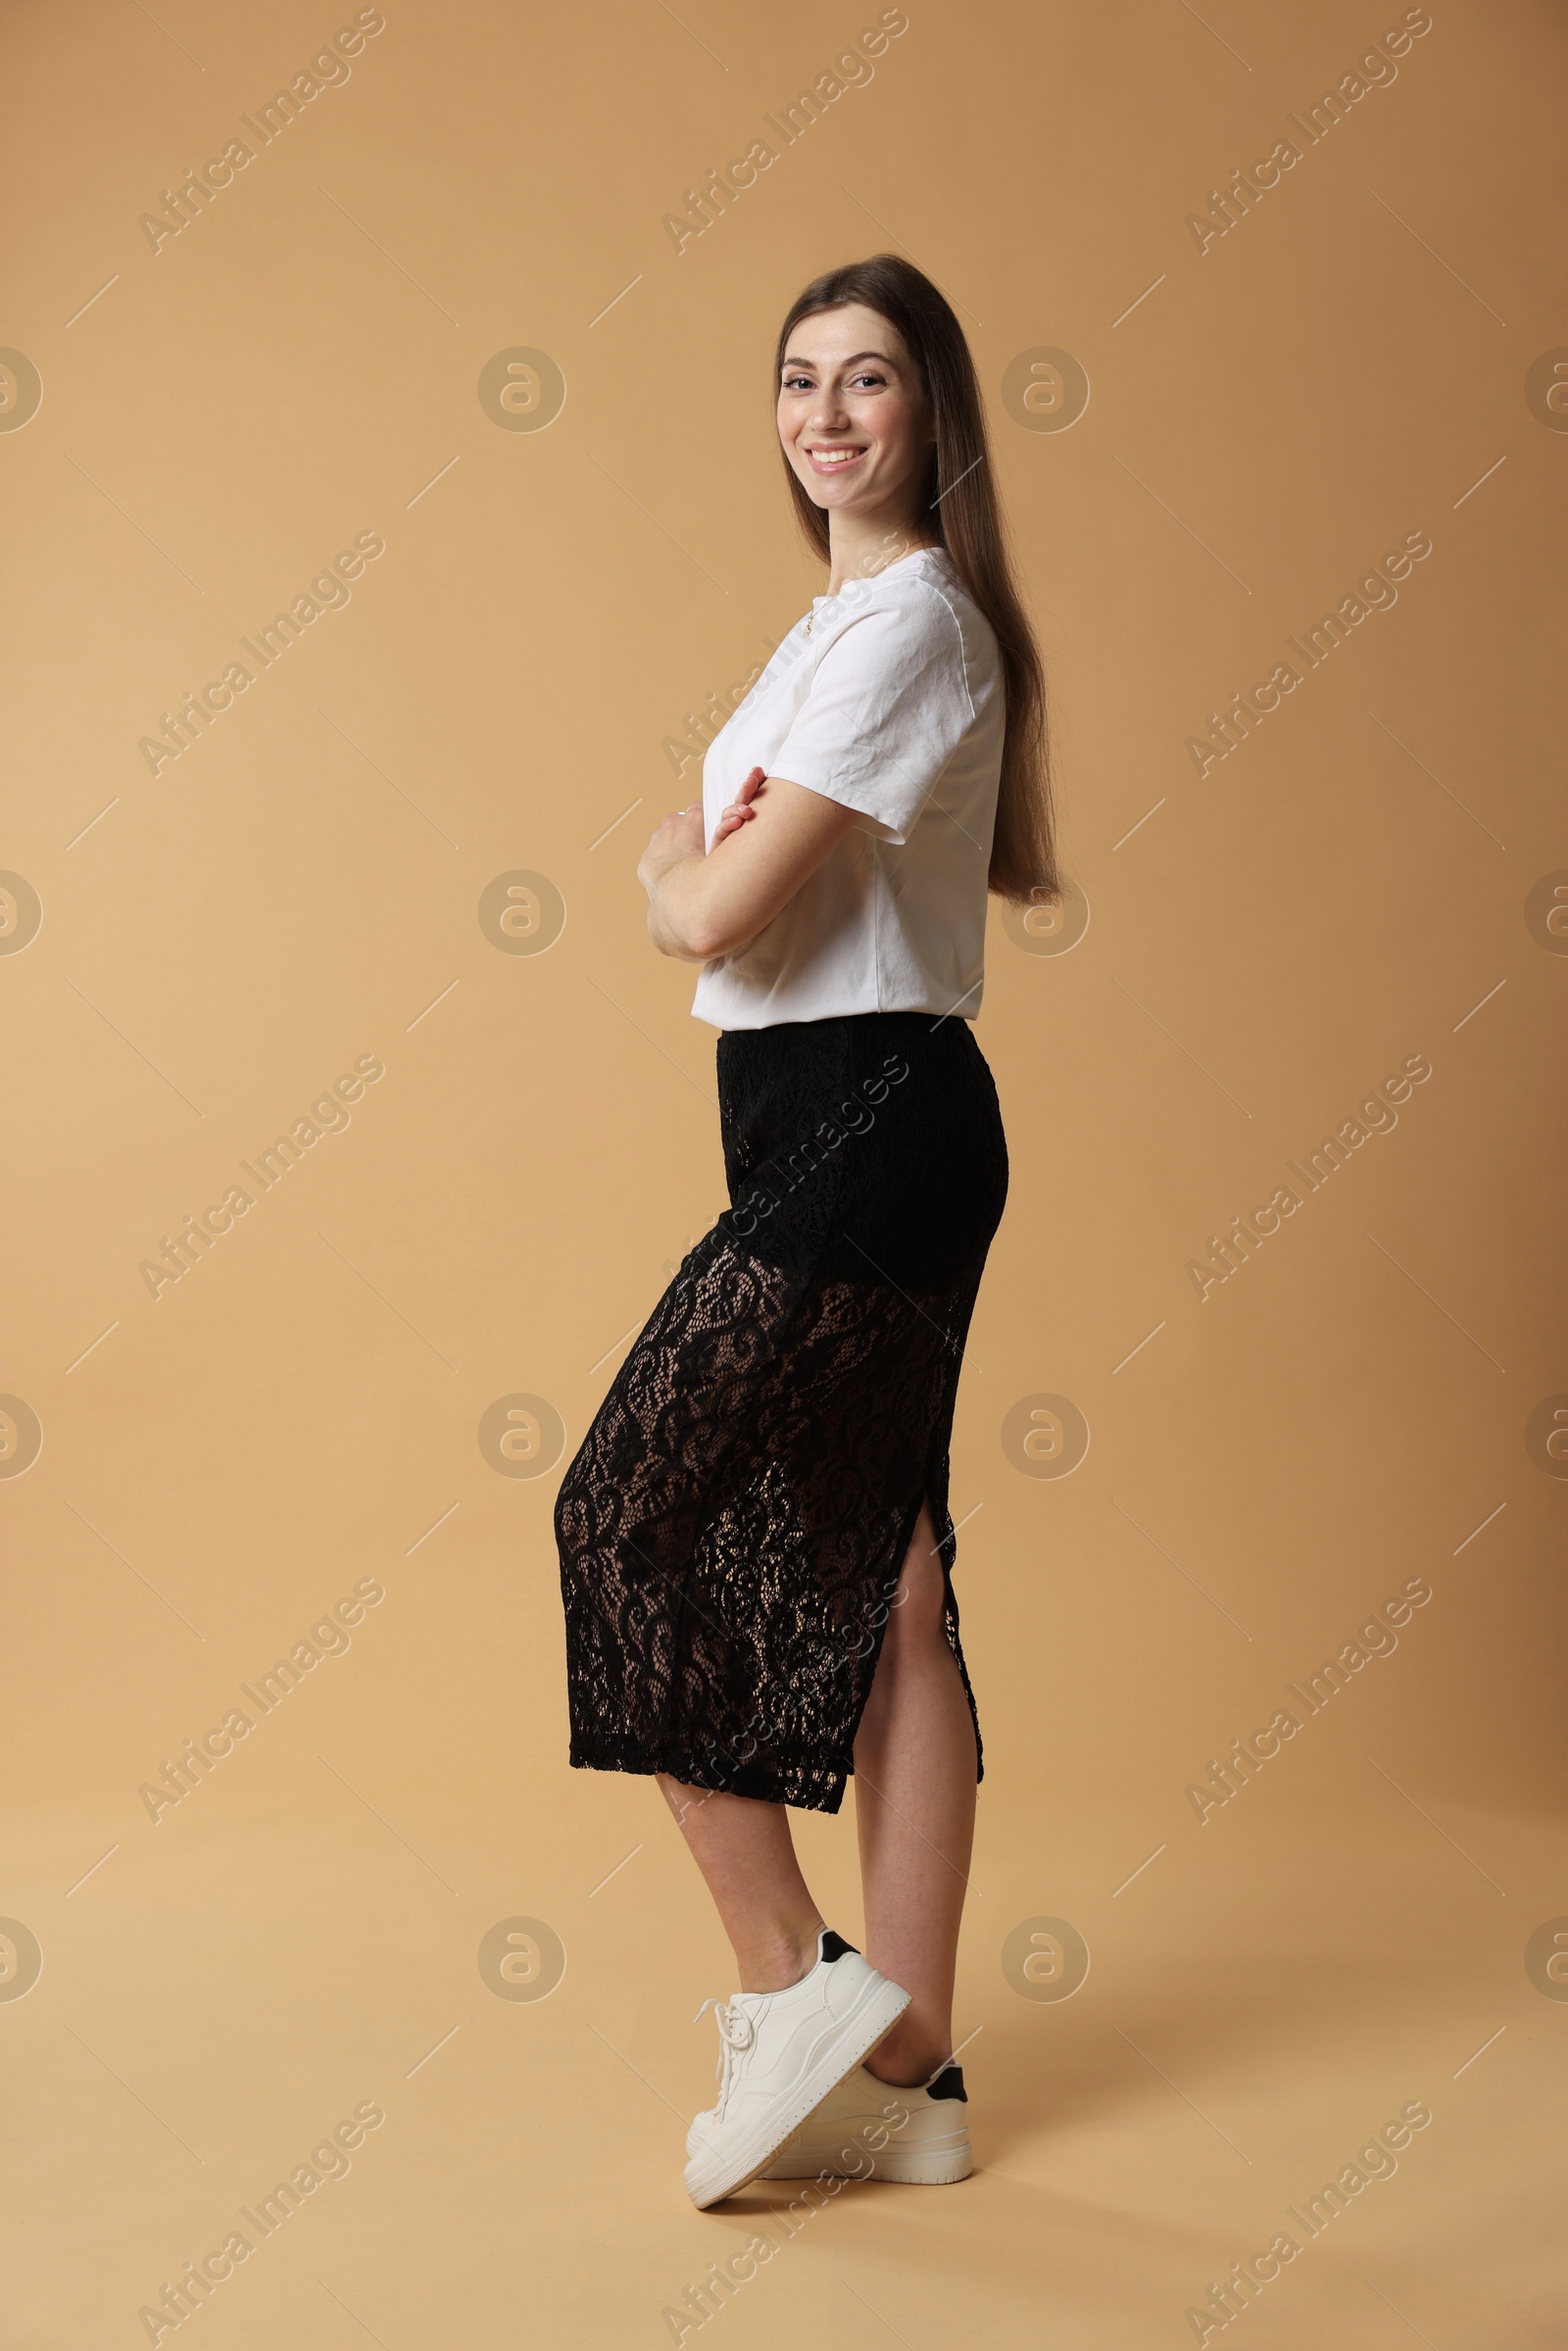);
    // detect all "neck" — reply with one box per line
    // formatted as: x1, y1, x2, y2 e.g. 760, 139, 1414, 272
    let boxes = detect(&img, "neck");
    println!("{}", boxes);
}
824, 510, 941, 599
